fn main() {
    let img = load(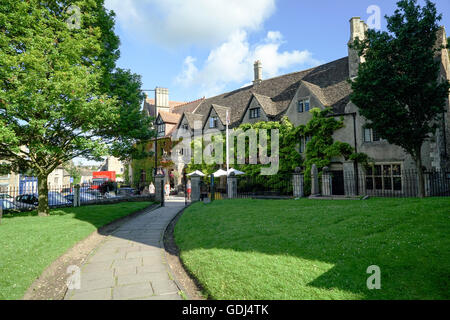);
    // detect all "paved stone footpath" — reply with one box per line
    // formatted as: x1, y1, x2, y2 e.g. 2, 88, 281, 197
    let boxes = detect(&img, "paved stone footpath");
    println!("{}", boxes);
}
65, 198, 186, 300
